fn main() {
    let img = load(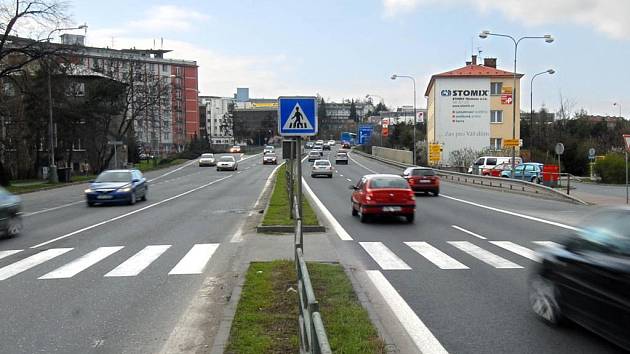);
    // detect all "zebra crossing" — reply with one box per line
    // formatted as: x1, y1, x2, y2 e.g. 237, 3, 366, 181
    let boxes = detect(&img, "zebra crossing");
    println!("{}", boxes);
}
359, 240, 561, 271
0, 243, 220, 281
